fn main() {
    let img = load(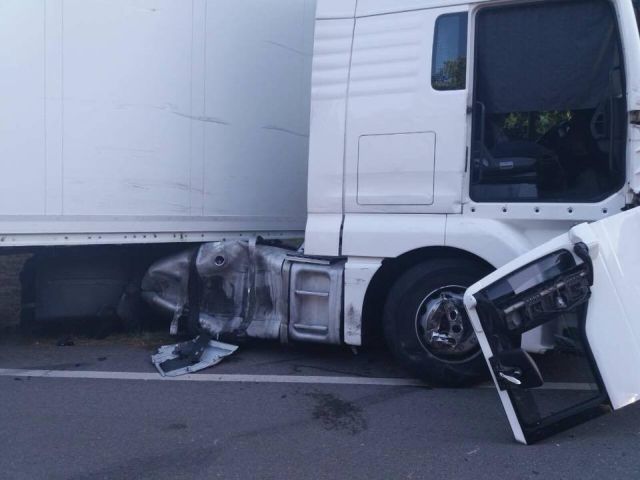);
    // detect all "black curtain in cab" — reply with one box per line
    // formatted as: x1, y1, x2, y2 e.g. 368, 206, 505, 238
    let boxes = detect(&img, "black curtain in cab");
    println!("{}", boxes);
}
474, 0, 619, 114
